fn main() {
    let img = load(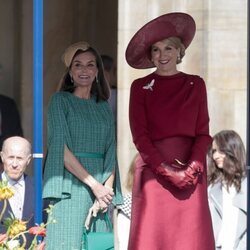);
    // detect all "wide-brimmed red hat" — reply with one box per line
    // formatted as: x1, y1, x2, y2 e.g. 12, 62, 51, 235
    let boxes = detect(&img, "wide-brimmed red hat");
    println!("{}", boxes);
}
125, 12, 196, 69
